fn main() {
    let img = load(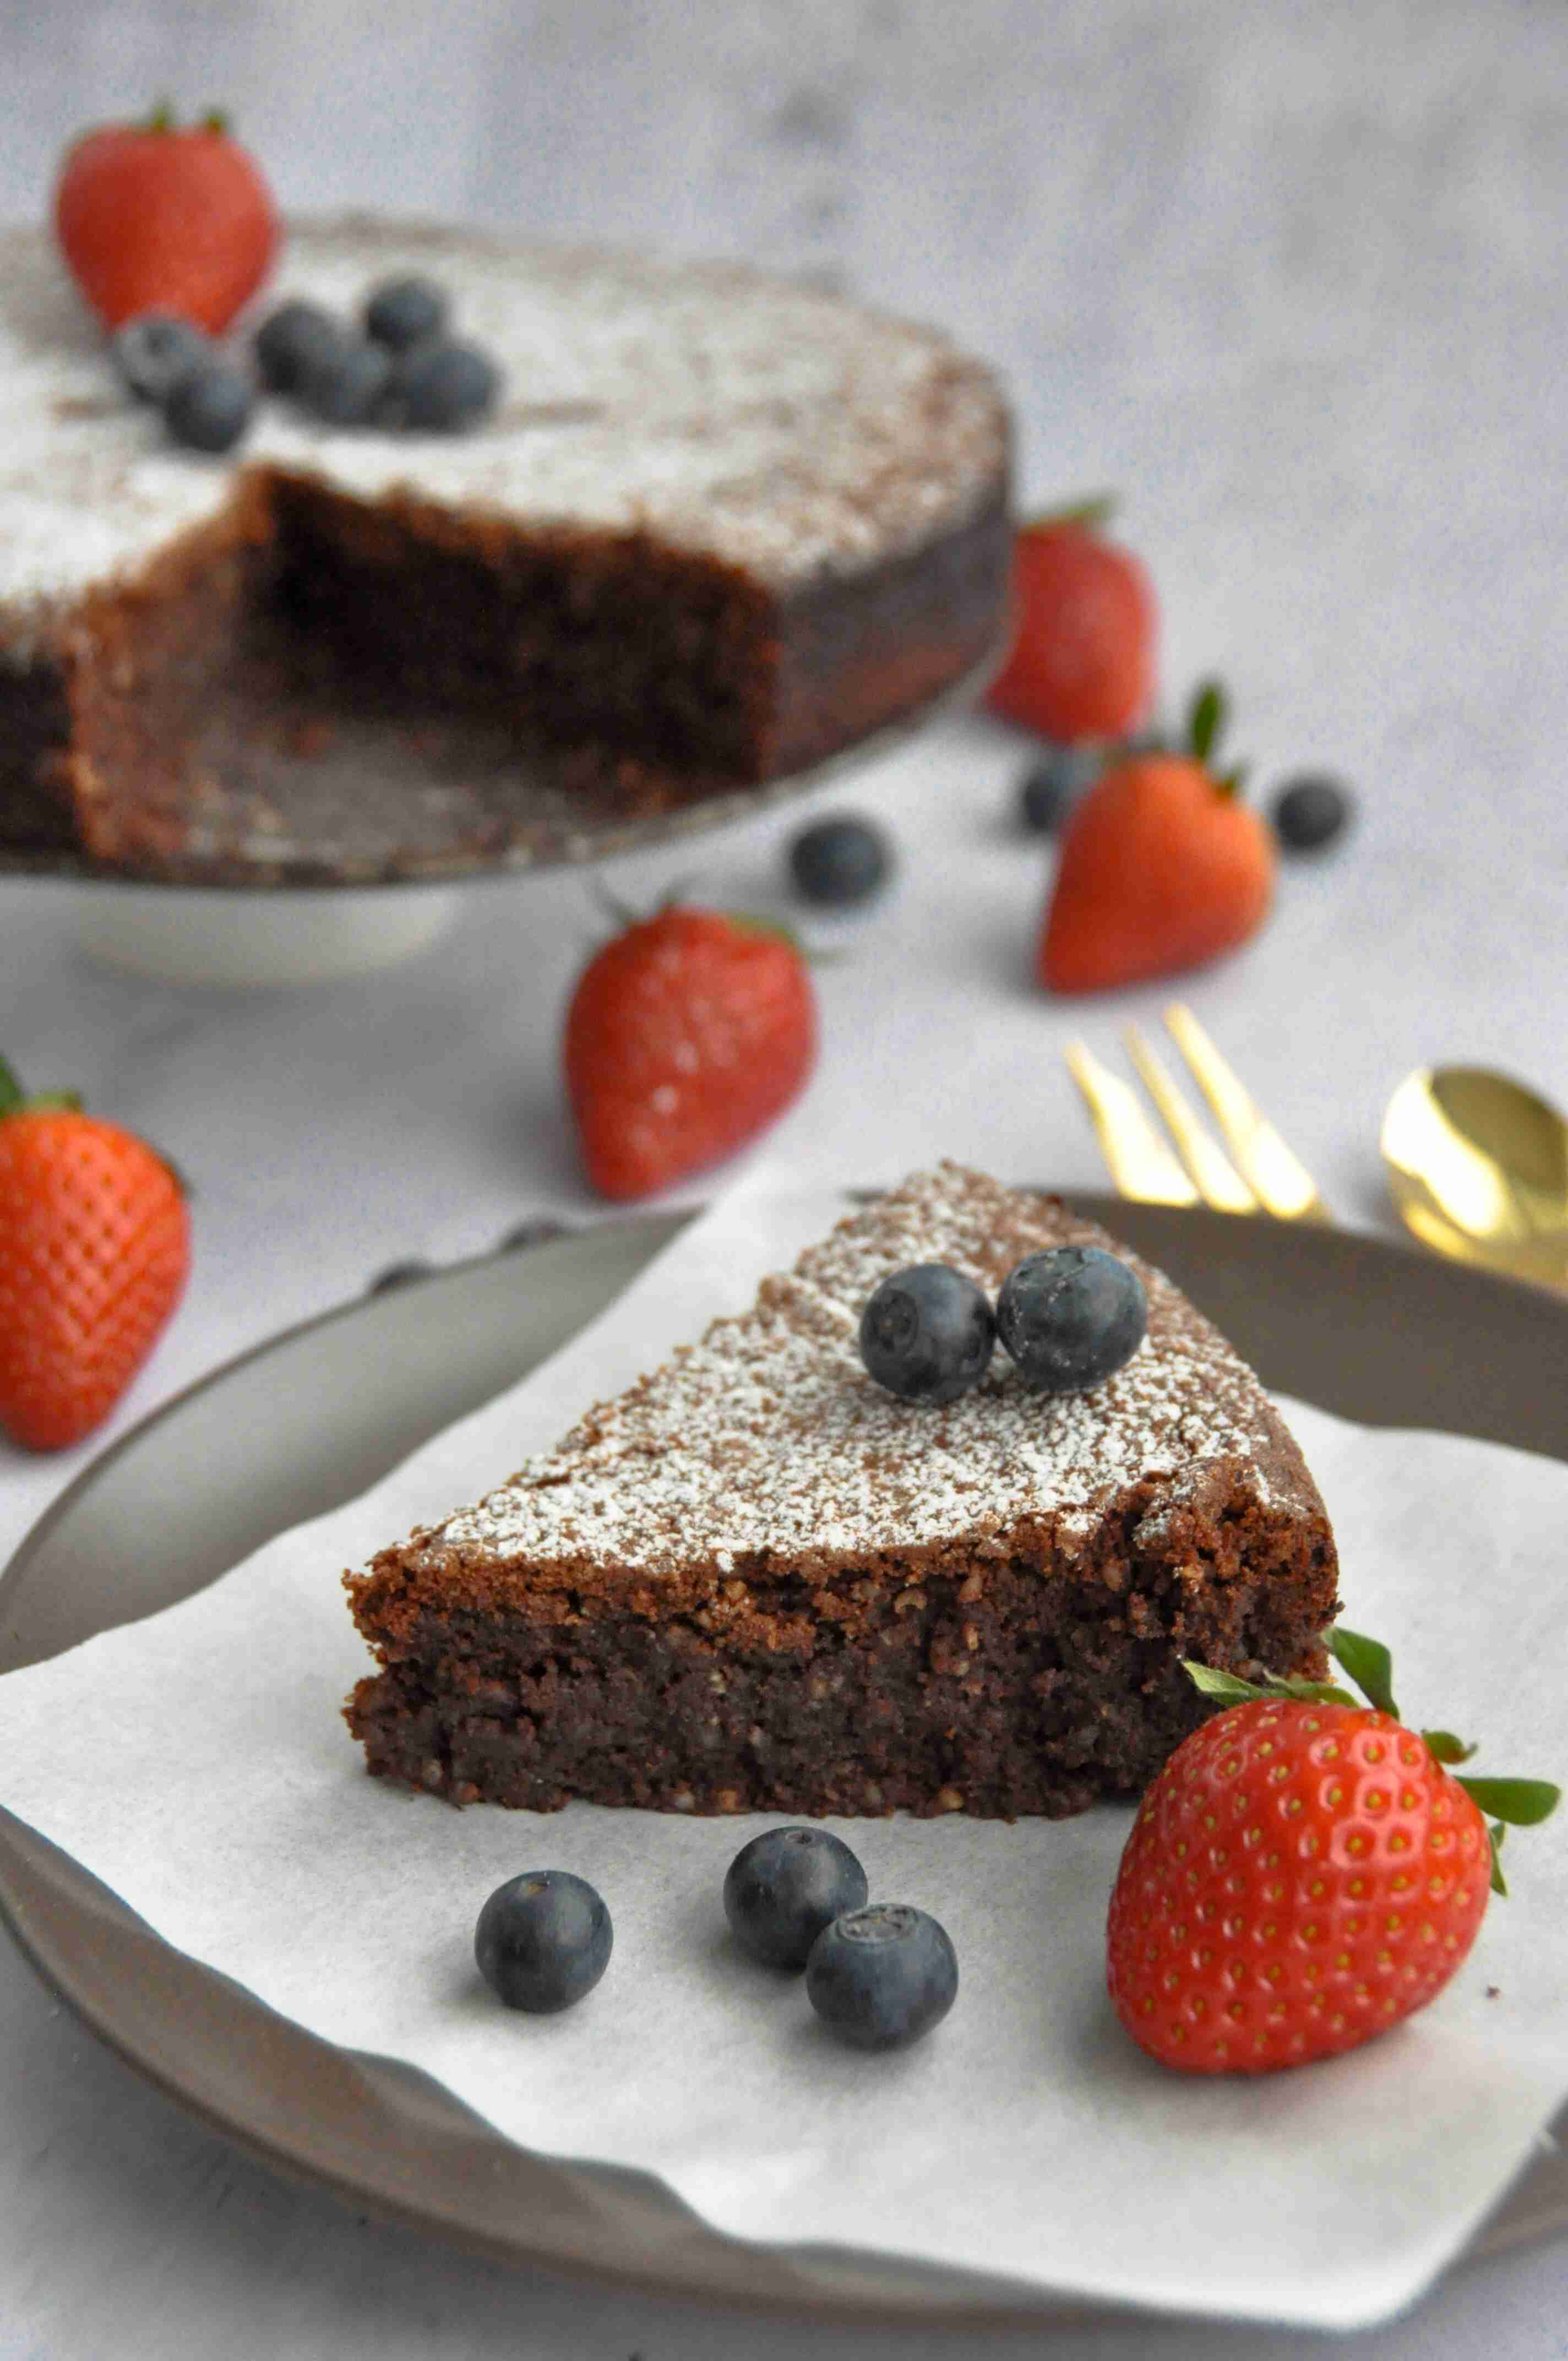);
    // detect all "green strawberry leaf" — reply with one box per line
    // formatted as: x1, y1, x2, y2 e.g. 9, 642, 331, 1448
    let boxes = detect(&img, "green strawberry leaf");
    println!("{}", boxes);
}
588, 879, 647, 933
1025, 492, 1117, 534
1421, 1728, 1478, 1765
1183, 1663, 1268, 1704
1489, 1823, 1509, 1898
1183, 1660, 1355, 1707
0, 1060, 81, 1120
1457, 1776, 1561, 1827
726, 911, 807, 951
156, 1150, 194, 1200
1327, 1625, 1400, 1718
1187, 679, 1227, 766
